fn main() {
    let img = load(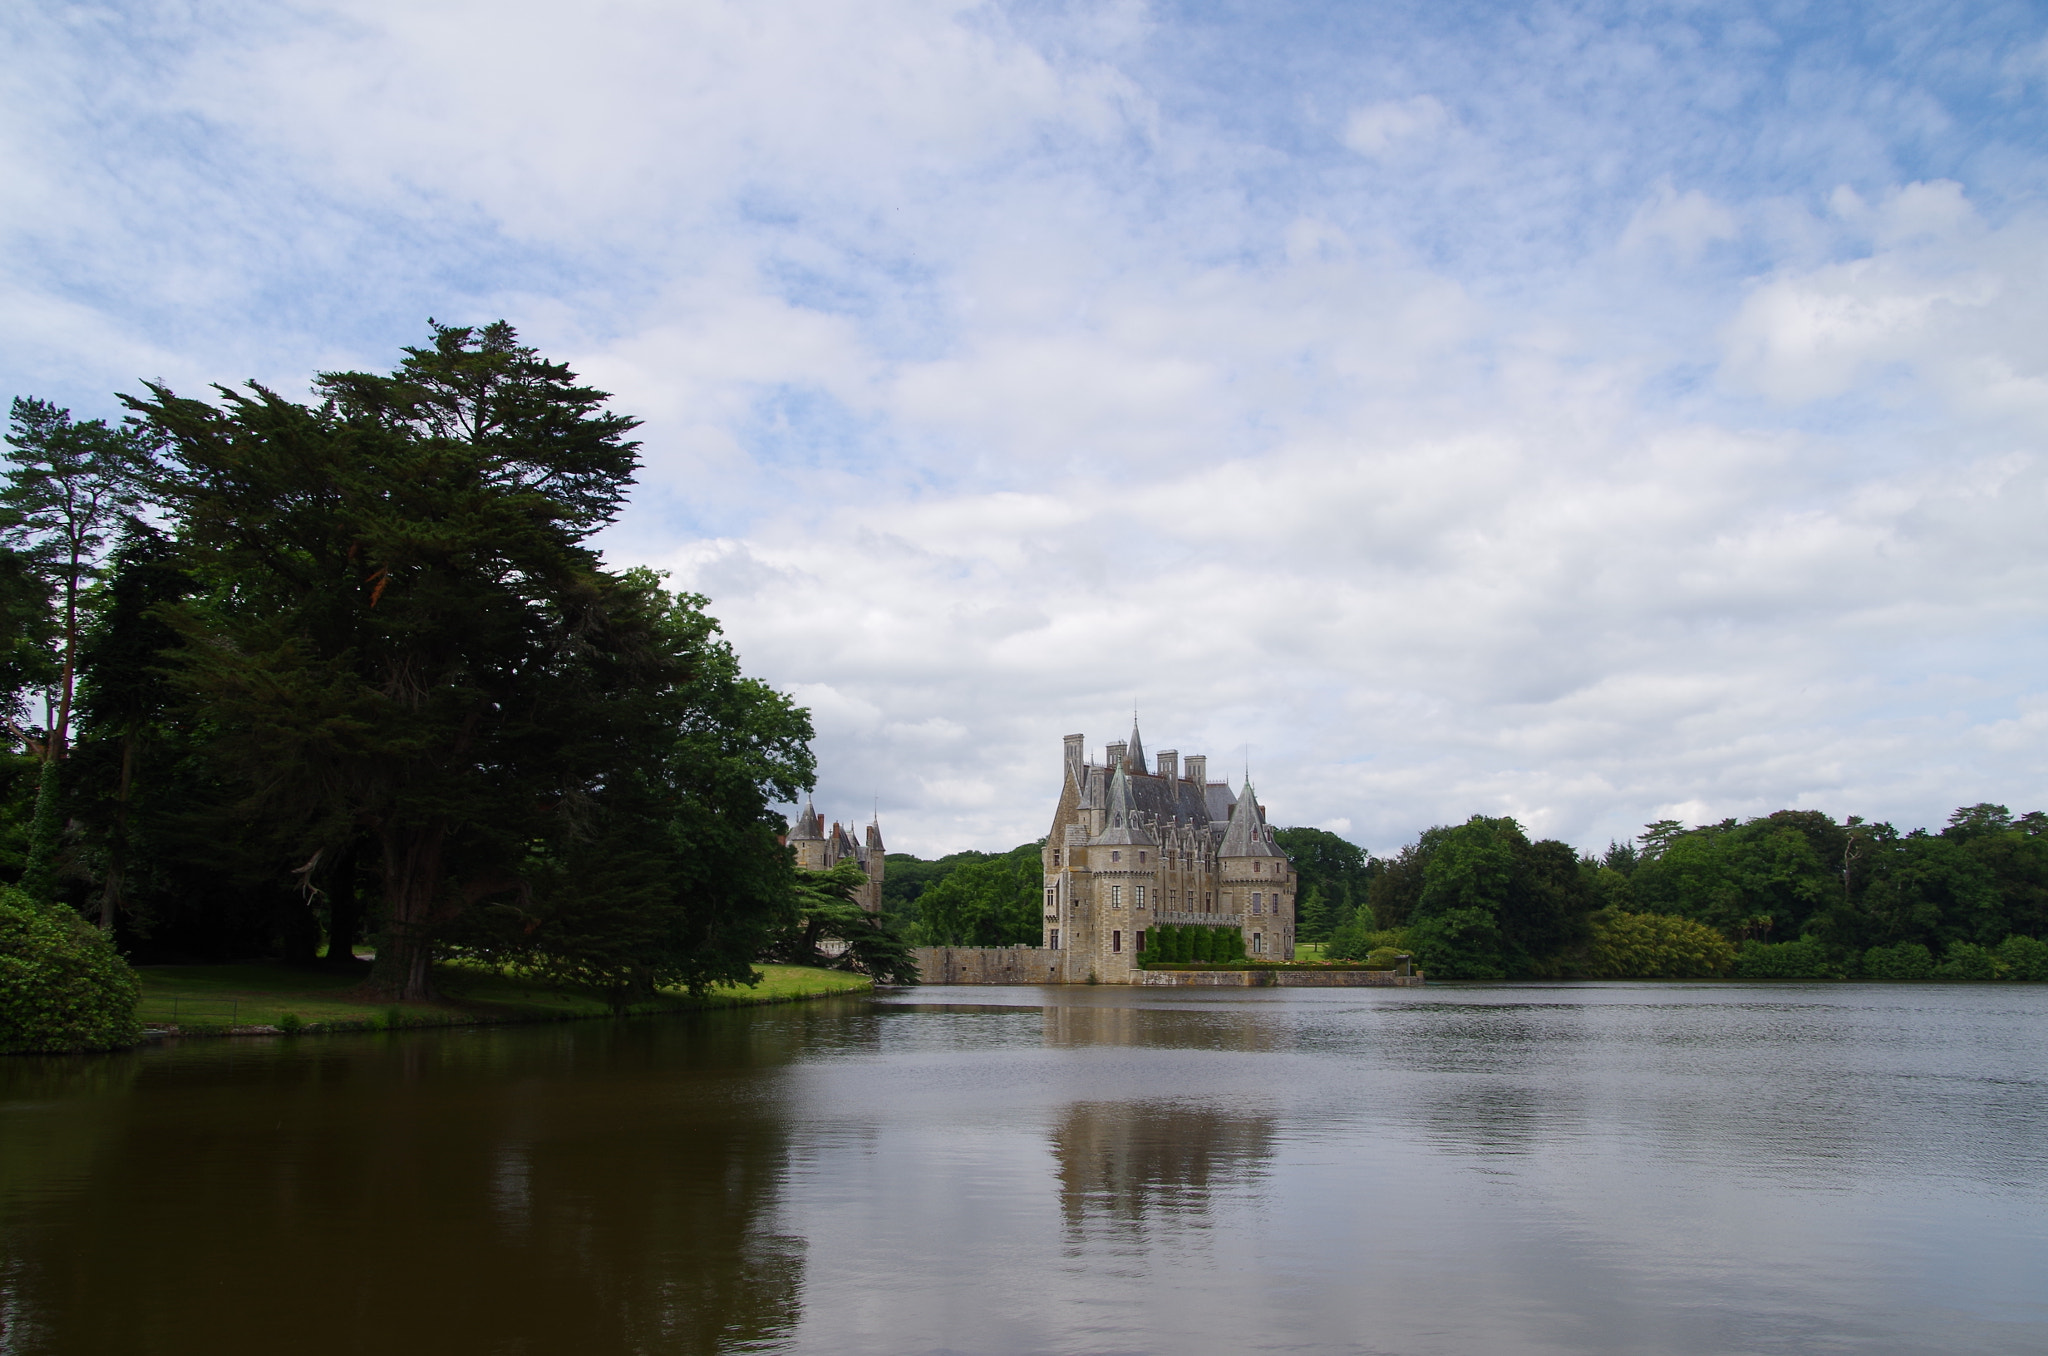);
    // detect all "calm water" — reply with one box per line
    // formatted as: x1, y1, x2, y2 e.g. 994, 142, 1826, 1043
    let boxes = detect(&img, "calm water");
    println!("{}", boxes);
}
2, 983, 2044, 1356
